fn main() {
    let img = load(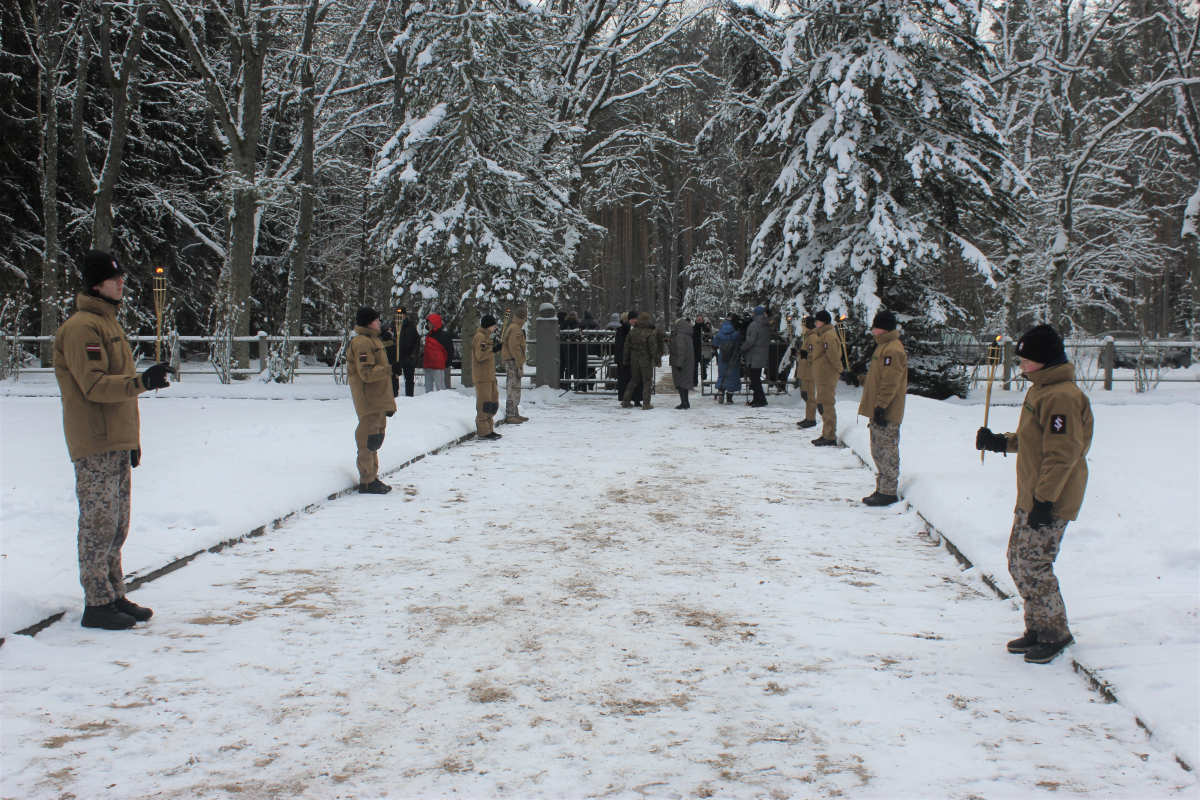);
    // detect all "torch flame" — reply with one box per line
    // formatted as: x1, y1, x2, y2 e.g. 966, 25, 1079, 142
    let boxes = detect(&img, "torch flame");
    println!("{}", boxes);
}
155, 267, 164, 274
995, 335, 1003, 342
